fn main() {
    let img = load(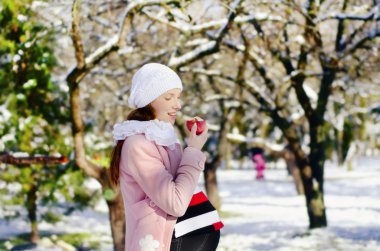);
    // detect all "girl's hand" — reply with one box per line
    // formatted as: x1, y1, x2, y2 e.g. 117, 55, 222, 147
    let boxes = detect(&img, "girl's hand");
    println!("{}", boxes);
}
187, 123, 209, 150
